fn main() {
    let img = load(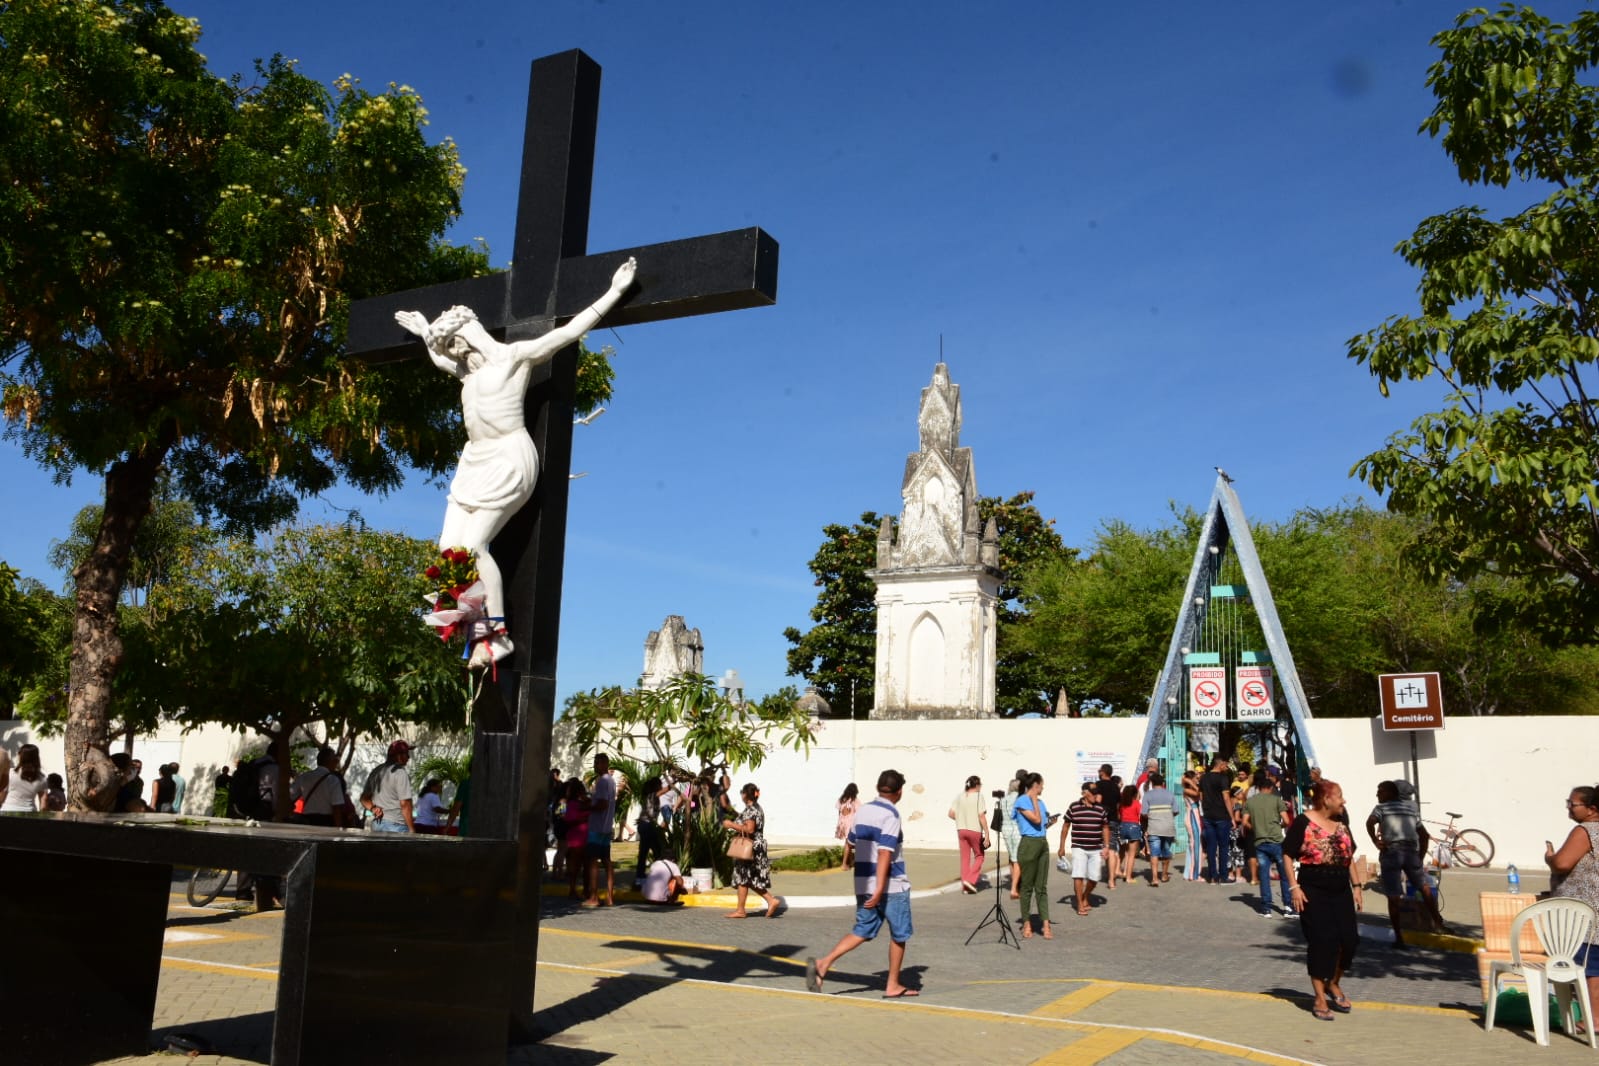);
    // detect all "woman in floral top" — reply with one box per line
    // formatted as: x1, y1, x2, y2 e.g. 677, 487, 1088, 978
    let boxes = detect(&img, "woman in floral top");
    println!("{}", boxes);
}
1283, 779, 1363, 1021
723, 783, 783, 918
